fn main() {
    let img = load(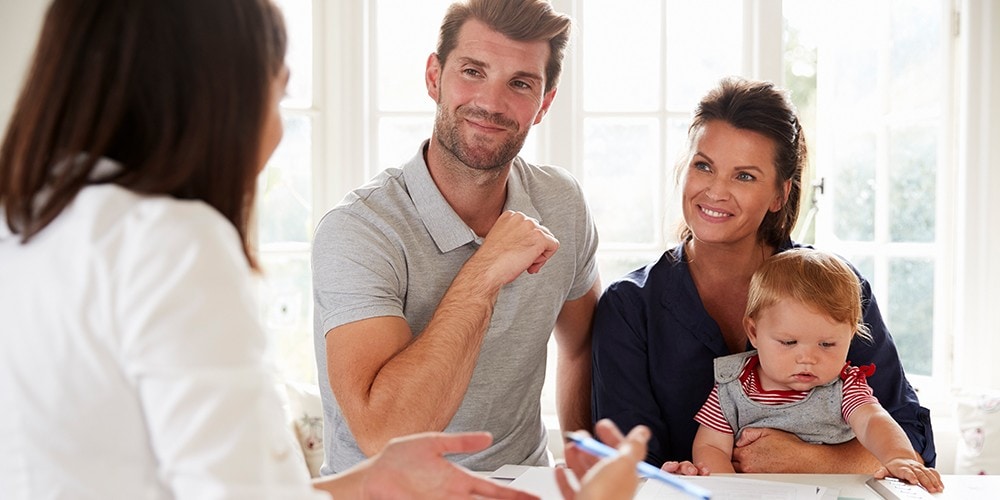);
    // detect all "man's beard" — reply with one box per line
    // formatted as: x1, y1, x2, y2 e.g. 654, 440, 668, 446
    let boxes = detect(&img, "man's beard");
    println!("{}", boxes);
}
433, 102, 529, 171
